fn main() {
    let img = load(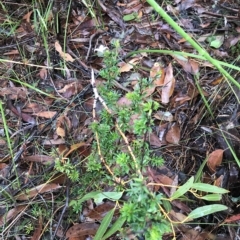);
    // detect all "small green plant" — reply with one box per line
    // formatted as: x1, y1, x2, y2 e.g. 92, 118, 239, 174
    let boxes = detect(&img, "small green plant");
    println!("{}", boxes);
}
70, 41, 229, 239
55, 157, 79, 182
